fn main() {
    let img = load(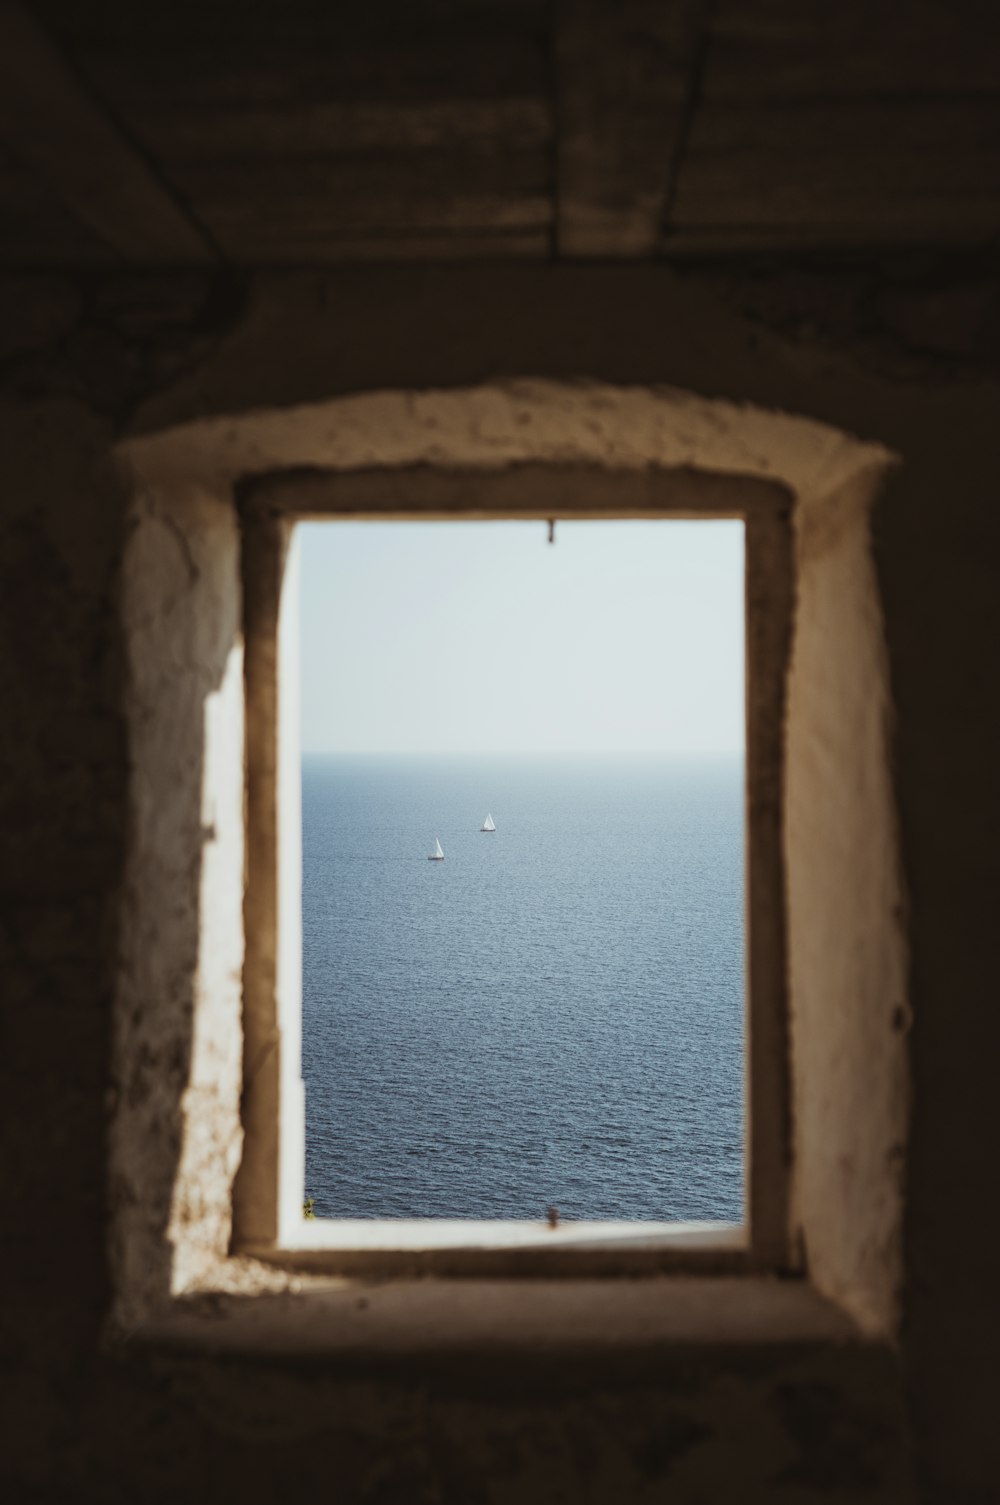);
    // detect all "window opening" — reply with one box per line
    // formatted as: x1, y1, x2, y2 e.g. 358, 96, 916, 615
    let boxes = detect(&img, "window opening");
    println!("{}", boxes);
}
298, 519, 745, 1228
